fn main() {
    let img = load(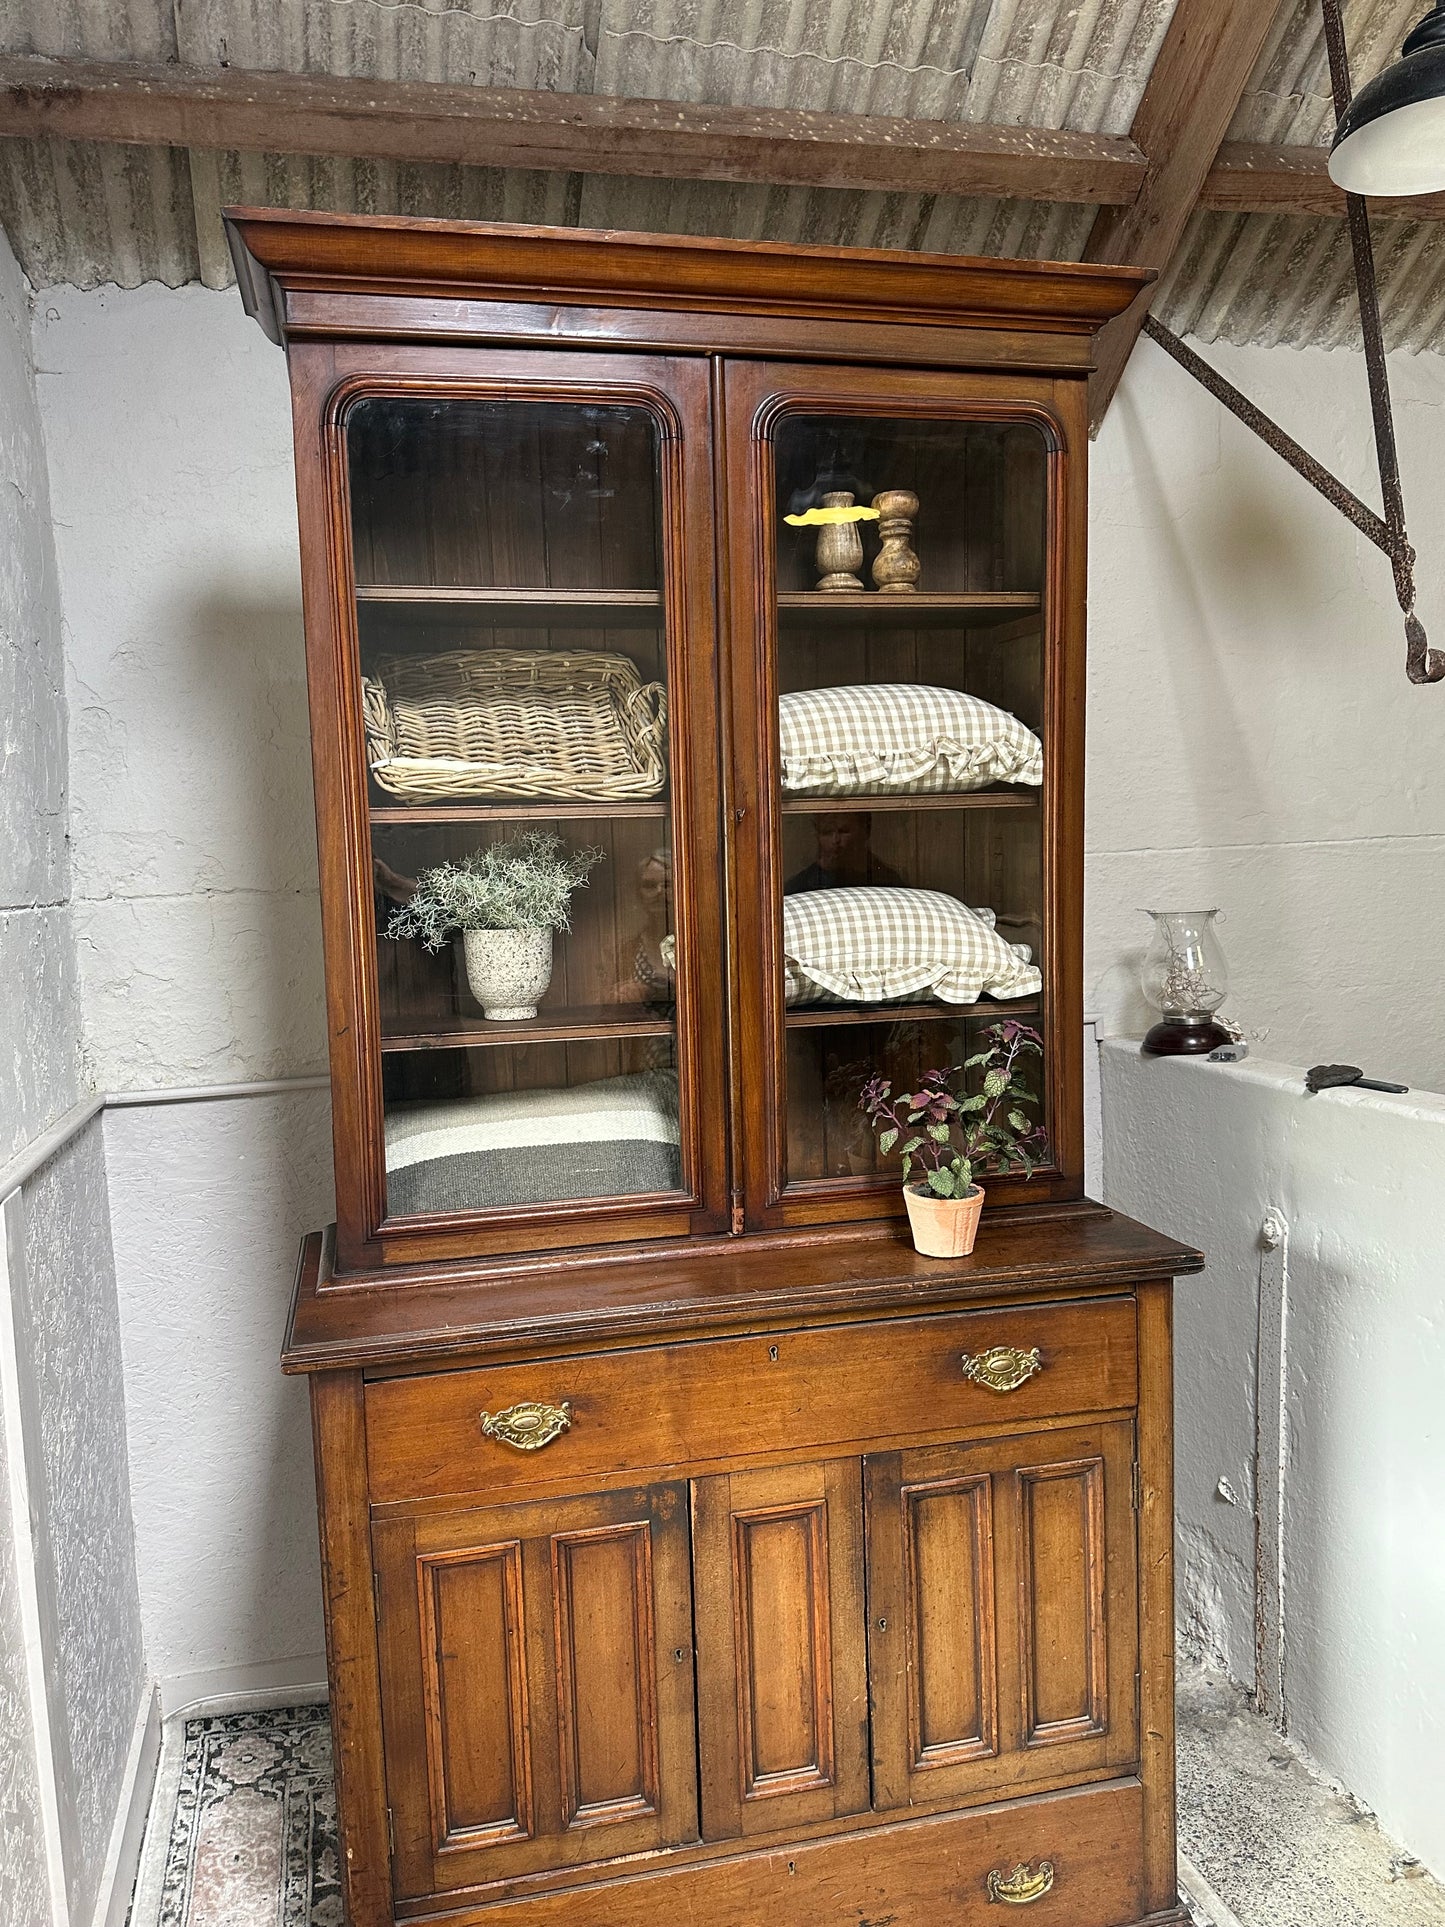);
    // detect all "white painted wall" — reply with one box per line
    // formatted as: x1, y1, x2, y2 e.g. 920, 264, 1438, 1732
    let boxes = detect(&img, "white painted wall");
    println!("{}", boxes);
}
0, 241, 82, 1159
1100, 1039, 1445, 1881
0, 1379, 50, 1927
1088, 334, 1445, 1090
18, 1130, 146, 1920
104, 1090, 332, 1703
32, 281, 327, 1095
0, 226, 147, 1927
0, 214, 63, 1927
